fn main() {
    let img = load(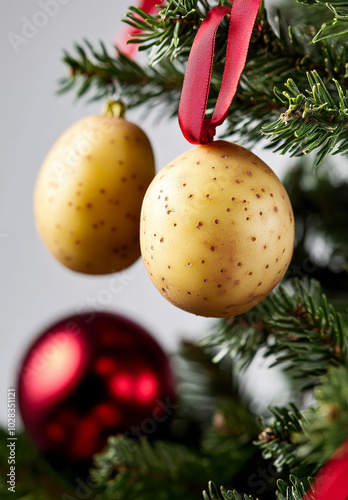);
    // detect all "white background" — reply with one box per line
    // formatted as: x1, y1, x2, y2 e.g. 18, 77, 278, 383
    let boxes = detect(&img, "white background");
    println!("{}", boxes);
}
0, 0, 291, 425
